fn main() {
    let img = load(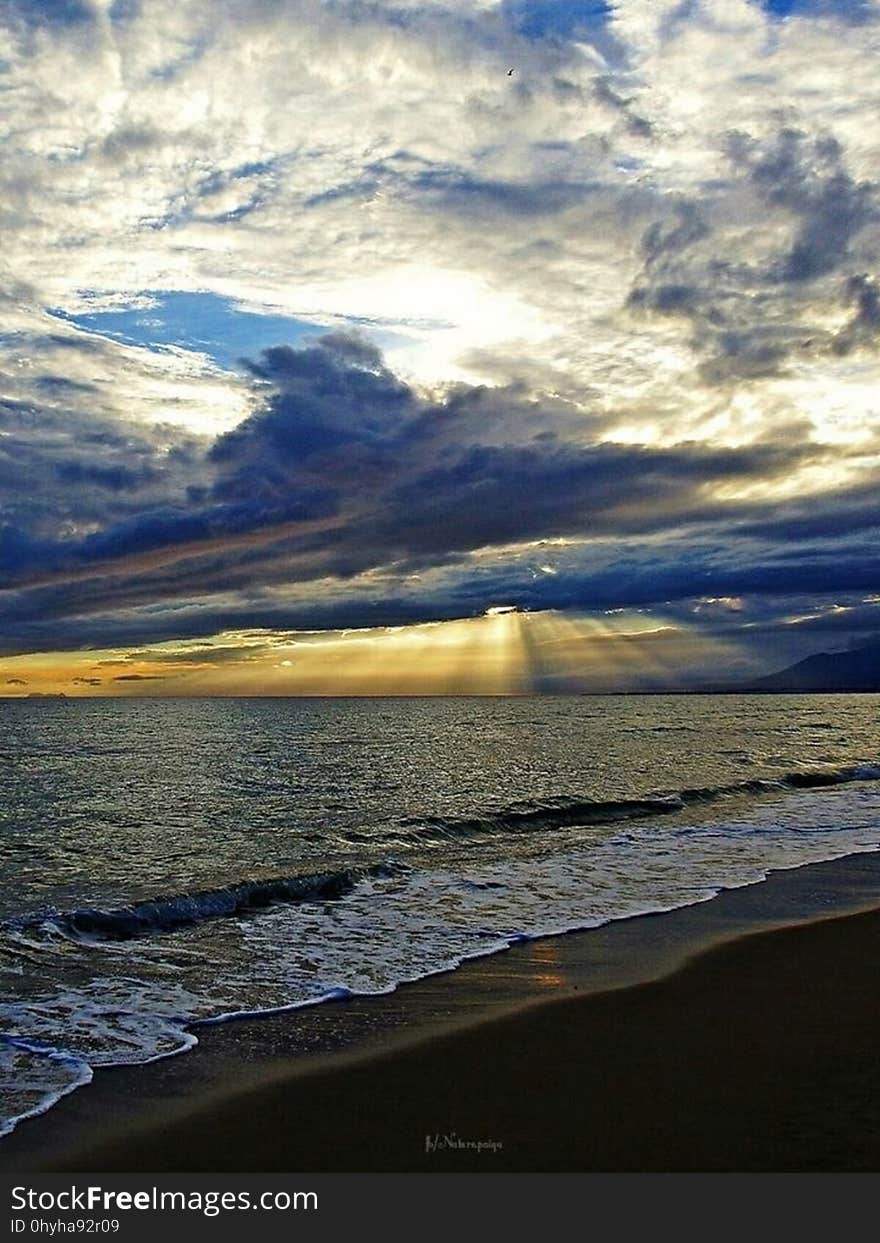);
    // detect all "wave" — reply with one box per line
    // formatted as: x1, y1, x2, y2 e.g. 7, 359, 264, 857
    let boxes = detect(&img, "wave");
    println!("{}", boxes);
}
0, 1037, 93, 1140
396, 795, 686, 840
9, 764, 879, 945
782, 764, 880, 787
7, 862, 401, 944
395, 763, 880, 842
2, 764, 880, 1142
679, 765, 880, 802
